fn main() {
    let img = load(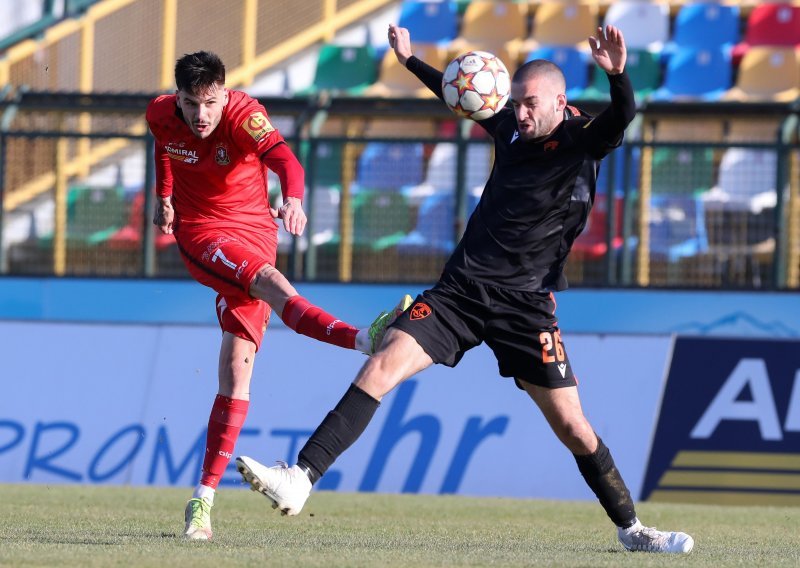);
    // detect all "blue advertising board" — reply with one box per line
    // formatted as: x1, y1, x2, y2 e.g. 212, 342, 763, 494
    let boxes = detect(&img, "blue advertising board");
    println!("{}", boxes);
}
642, 336, 800, 506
